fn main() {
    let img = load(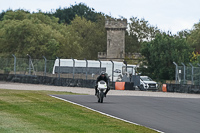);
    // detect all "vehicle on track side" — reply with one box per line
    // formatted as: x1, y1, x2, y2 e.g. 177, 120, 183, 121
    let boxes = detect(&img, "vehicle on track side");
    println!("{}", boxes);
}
138, 76, 158, 91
